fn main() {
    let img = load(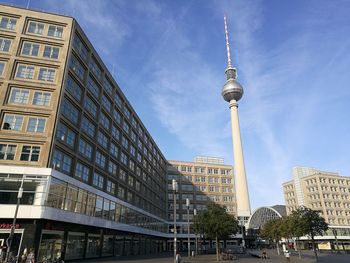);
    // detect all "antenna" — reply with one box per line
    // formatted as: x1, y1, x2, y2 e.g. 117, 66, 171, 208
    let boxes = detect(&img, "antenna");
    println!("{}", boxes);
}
224, 15, 232, 68
26, 0, 31, 9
